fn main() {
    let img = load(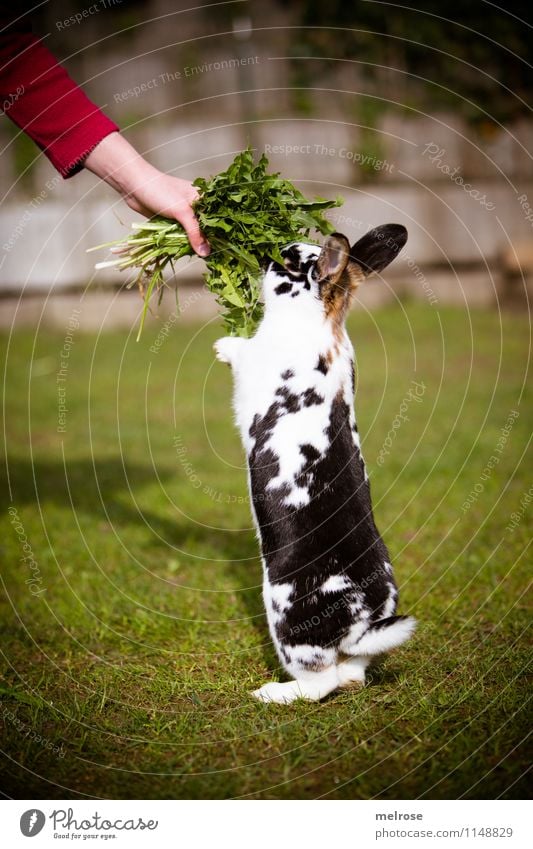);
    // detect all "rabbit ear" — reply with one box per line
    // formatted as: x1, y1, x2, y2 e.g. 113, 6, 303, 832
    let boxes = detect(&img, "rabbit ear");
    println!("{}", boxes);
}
317, 234, 354, 326
350, 224, 407, 276
316, 233, 351, 283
